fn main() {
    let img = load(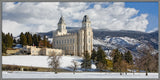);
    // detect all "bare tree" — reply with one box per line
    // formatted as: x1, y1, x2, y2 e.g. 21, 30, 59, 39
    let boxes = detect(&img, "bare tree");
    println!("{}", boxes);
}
71, 60, 78, 74
137, 43, 154, 76
48, 52, 61, 74
115, 60, 128, 75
